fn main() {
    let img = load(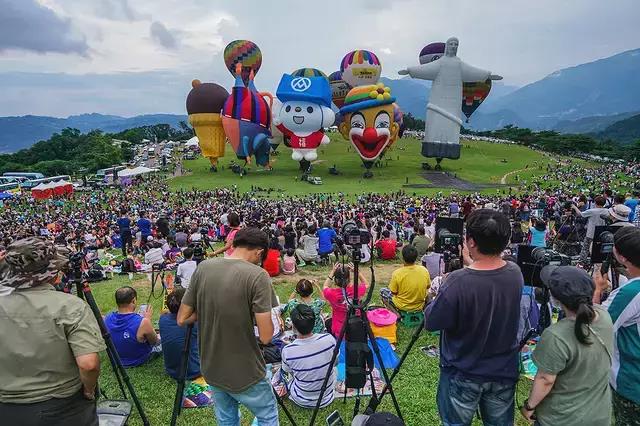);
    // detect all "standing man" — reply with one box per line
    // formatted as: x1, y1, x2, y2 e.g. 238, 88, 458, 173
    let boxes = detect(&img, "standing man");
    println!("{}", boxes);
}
117, 208, 133, 256
0, 237, 105, 425
178, 228, 279, 425
425, 210, 523, 425
572, 196, 608, 266
137, 211, 152, 245
594, 226, 640, 425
